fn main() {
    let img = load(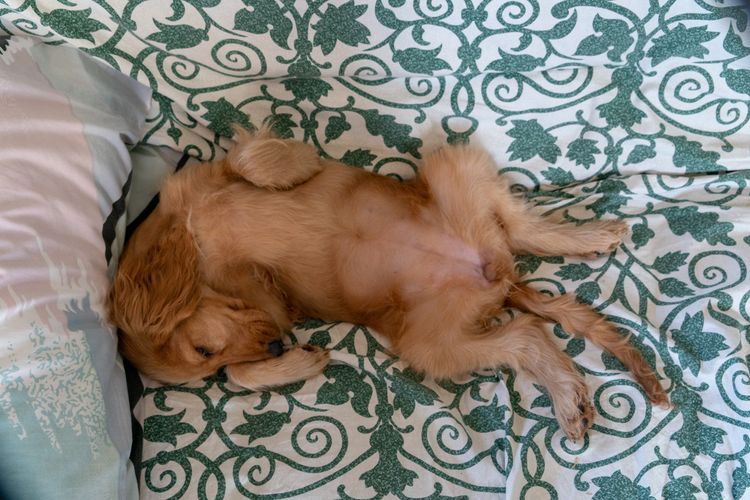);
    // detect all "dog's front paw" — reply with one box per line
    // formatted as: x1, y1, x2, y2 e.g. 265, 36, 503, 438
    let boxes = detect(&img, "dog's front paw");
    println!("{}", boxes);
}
284, 344, 330, 379
225, 344, 329, 391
